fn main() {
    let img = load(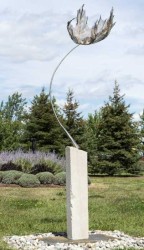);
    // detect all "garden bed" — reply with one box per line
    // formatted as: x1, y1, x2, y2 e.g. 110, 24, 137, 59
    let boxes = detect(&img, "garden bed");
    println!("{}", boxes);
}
0, 183, 64, 188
